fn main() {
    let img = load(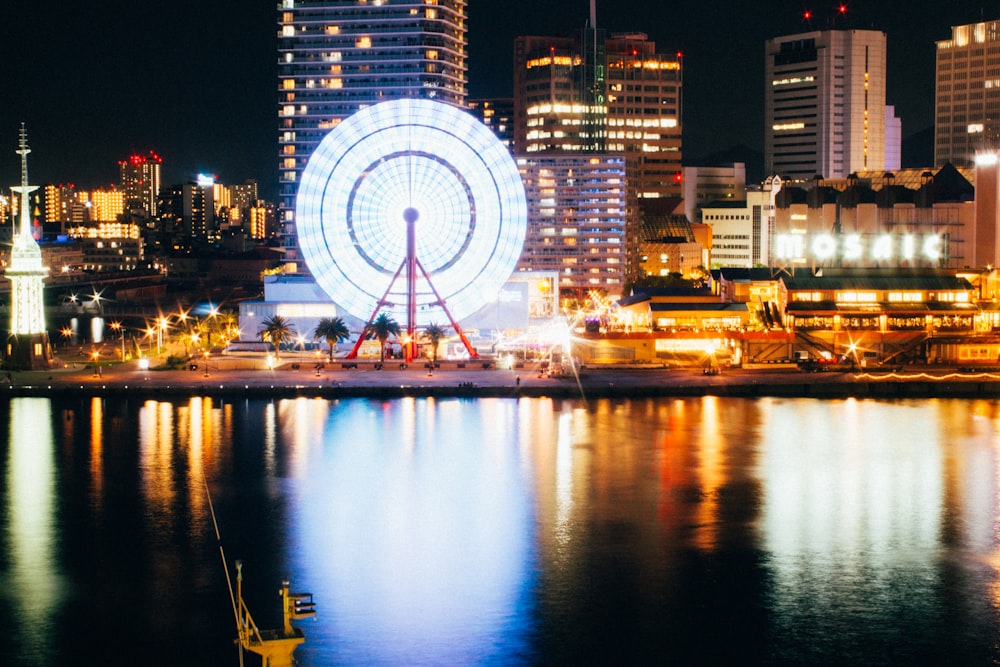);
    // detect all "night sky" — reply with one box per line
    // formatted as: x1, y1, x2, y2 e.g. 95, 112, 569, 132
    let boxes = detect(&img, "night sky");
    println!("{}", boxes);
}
0, 1, 995, 200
